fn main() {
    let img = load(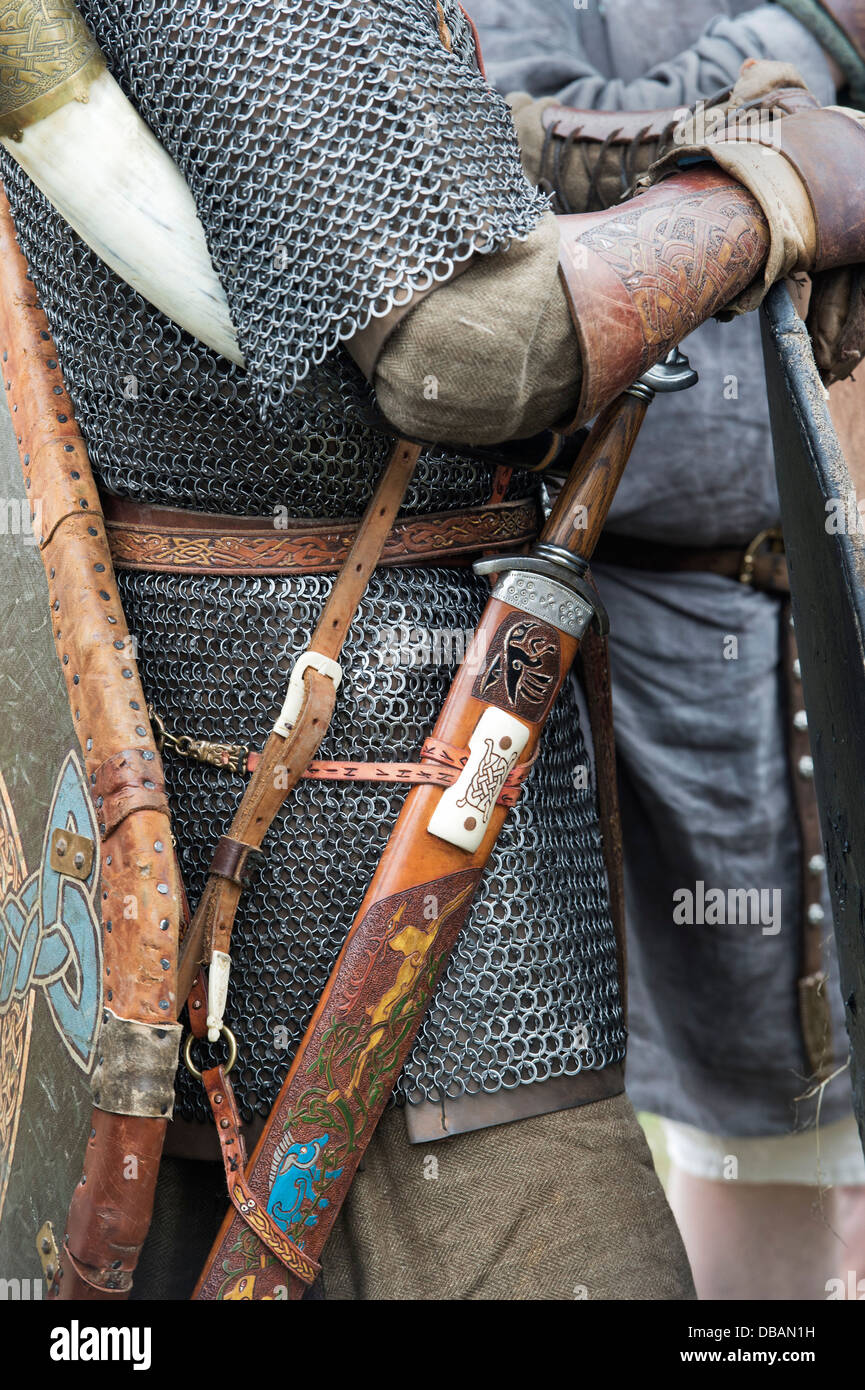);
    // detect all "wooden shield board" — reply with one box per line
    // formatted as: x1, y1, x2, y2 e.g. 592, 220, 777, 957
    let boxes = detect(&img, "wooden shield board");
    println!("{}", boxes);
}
761, 284, 865, 1150
0, 390, 99, 1293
